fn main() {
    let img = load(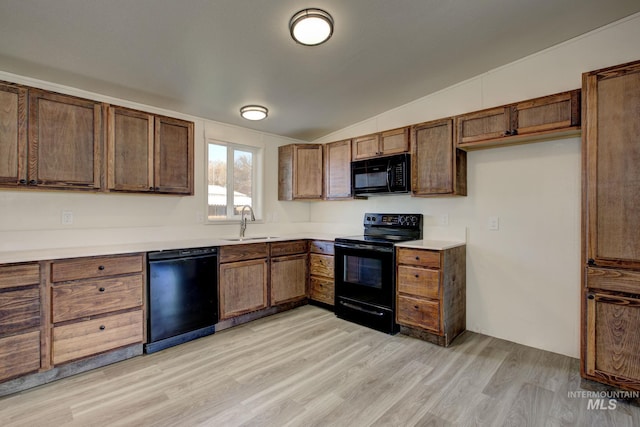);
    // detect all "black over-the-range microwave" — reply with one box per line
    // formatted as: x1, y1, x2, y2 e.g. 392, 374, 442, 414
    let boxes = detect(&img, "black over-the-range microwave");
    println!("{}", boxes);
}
351, 153, 411, 196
